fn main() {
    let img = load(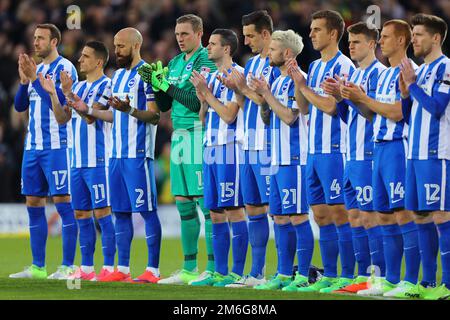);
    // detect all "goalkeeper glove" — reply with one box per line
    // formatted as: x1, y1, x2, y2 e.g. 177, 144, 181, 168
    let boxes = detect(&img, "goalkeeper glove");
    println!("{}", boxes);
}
151, 61, 170, 92
137, 63, 153, 84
